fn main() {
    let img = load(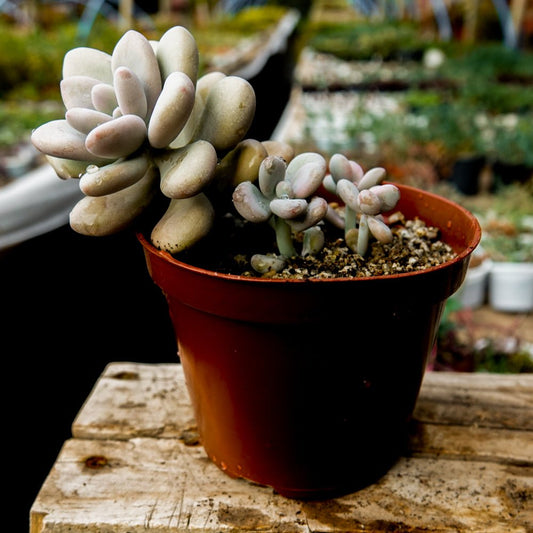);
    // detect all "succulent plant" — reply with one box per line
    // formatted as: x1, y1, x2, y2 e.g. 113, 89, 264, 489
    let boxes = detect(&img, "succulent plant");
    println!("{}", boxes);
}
325, 153, 400, 256
232, 151, 400, 273
232, 152, 330, 272
31, 26, 256, 254
30, 24, 401, 275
